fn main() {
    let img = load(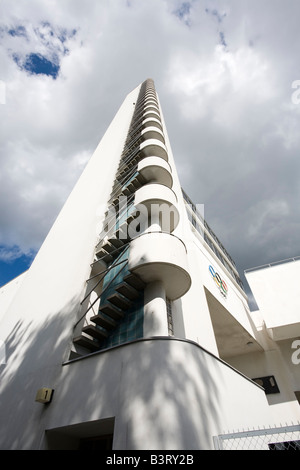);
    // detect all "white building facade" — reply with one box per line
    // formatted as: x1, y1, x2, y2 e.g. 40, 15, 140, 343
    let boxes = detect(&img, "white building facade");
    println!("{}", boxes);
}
0, 79, 299, 450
